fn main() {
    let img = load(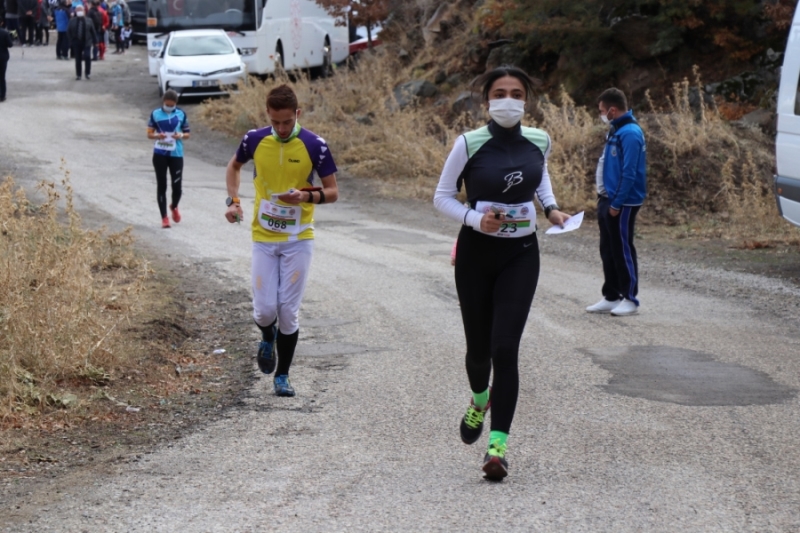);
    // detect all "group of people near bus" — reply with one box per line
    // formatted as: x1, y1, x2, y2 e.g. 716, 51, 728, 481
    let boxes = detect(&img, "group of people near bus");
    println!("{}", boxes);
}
1, 0, 132, 85
146, 62, 647, 482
